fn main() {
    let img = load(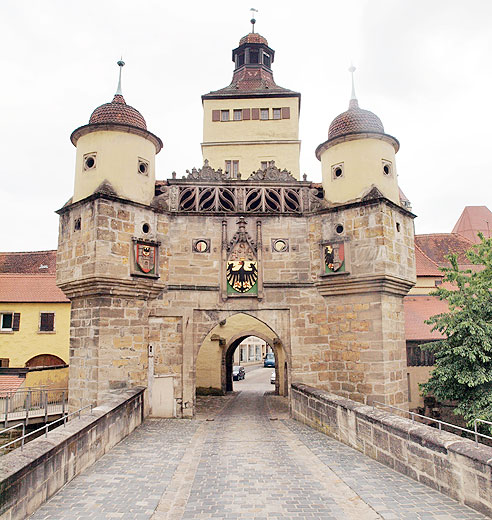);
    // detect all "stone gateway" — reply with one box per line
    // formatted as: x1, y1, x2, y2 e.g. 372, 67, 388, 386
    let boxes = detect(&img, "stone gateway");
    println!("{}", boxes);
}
56, 30, 415, 417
